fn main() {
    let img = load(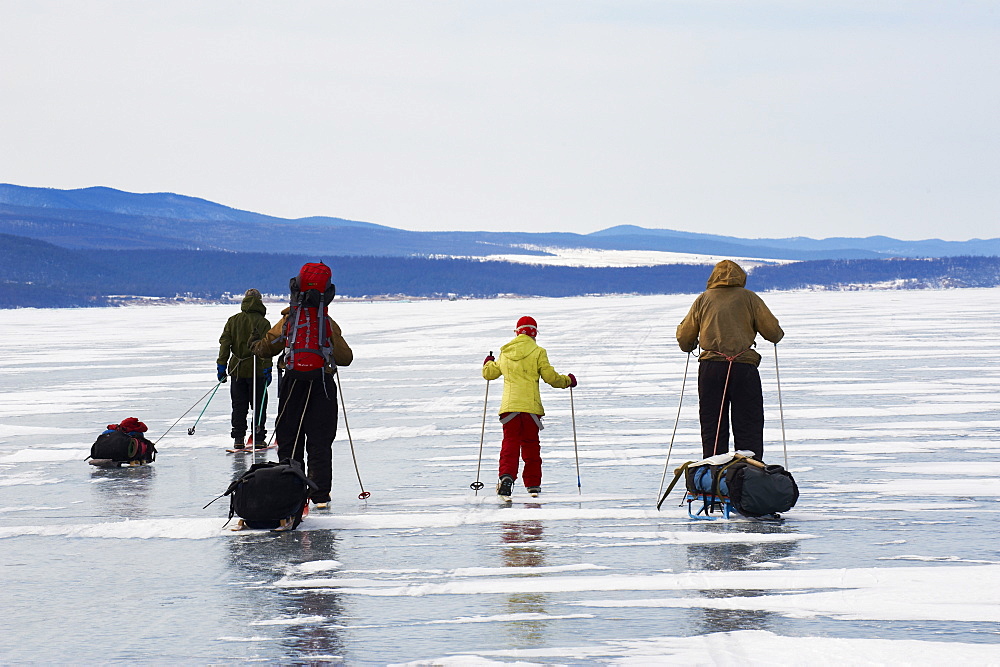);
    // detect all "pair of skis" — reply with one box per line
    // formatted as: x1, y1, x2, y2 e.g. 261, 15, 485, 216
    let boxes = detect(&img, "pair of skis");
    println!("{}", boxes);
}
497, 488, 540, 503
225, 443, 276, 454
